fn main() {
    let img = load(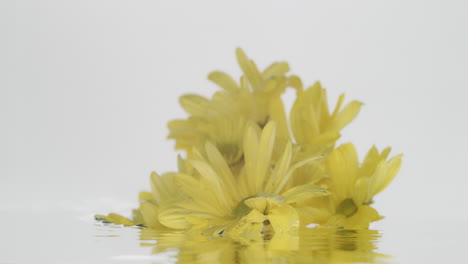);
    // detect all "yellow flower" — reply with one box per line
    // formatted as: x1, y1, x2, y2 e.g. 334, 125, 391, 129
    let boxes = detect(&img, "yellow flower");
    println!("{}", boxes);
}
290, 81, 363, 153
317, 143, 403, 229
97, 48, 403, 239
159, 122, 330, 237
95, 172, 183, 229
273, 80, 363, 189
168, 48, 295, 165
